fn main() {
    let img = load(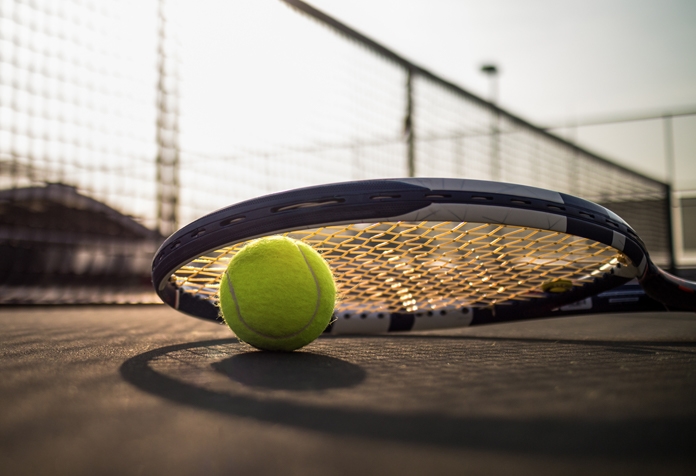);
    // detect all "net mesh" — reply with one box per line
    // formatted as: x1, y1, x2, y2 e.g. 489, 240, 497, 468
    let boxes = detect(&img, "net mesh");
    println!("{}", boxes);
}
172, 223, 625, 313
0, 0, 159, 222
0, 0, 672, 304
